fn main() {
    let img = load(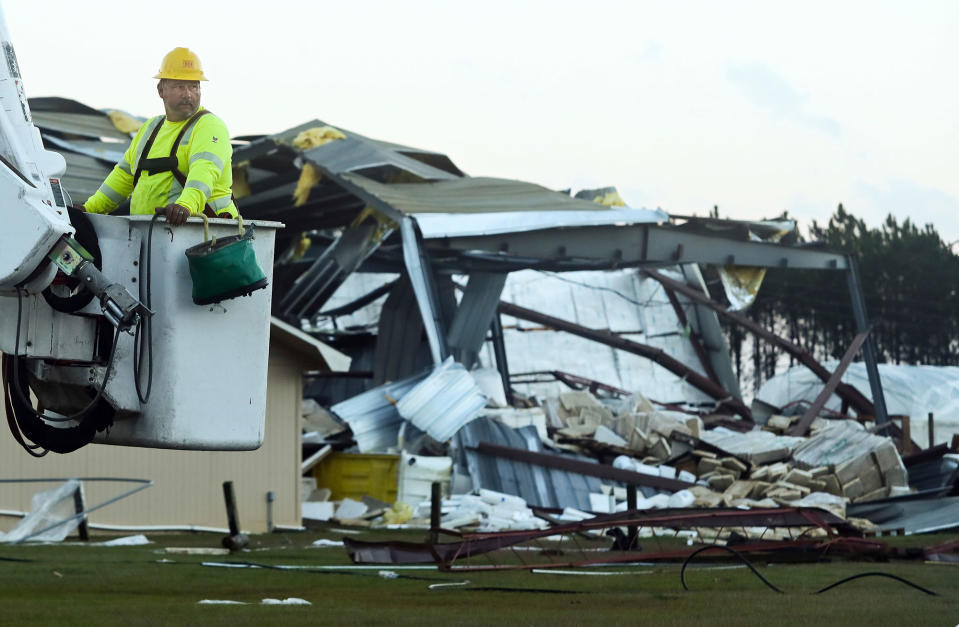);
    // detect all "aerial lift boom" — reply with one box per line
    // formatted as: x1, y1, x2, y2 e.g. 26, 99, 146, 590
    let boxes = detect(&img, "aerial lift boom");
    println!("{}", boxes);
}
0, 4, 281, 454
